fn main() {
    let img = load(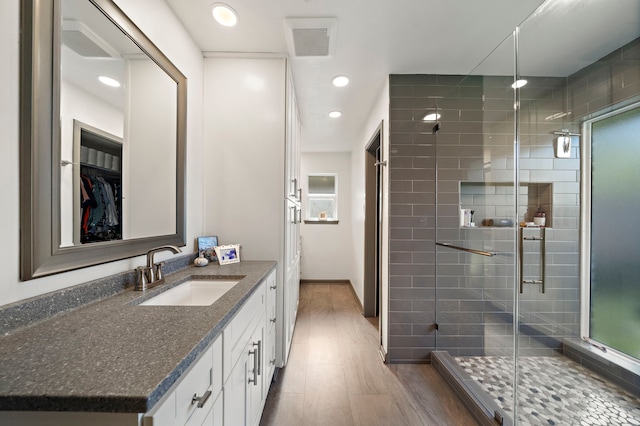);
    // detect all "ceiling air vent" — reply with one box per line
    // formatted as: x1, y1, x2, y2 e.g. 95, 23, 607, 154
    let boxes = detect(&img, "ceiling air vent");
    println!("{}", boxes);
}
285, 18, 337, 57
62, 20, 120, 58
